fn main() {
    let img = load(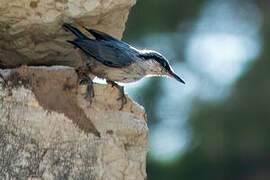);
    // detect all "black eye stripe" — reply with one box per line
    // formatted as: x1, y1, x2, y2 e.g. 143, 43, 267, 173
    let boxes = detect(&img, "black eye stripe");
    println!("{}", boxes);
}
140, 52, 171, 70
162, 61, 168, 67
